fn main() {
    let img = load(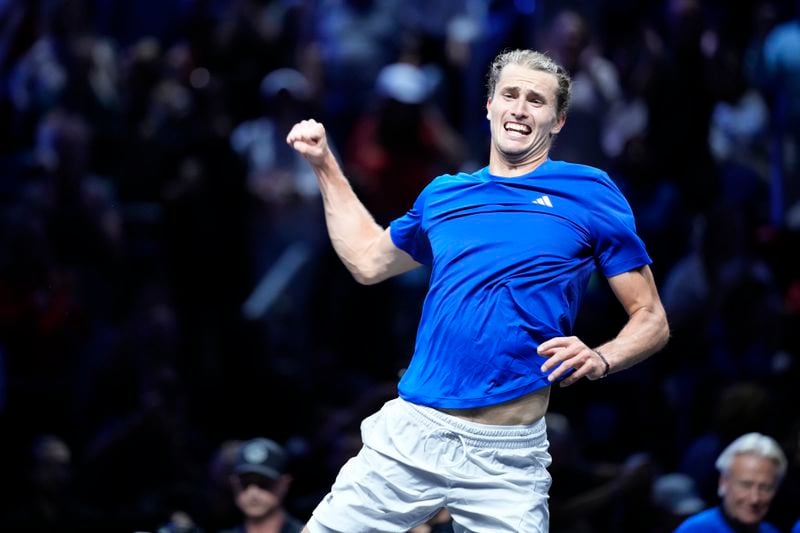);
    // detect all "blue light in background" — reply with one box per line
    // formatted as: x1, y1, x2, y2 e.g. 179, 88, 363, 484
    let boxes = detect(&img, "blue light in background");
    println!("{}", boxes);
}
514, 0, 537, 15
